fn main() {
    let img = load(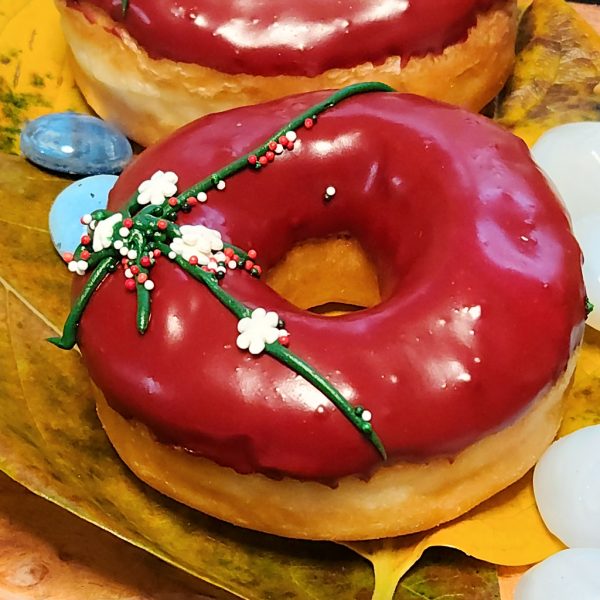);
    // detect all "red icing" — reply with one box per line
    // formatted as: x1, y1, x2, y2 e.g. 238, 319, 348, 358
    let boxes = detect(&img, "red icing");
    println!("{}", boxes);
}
77, 92, 585, 481
66, 0, 500, 76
